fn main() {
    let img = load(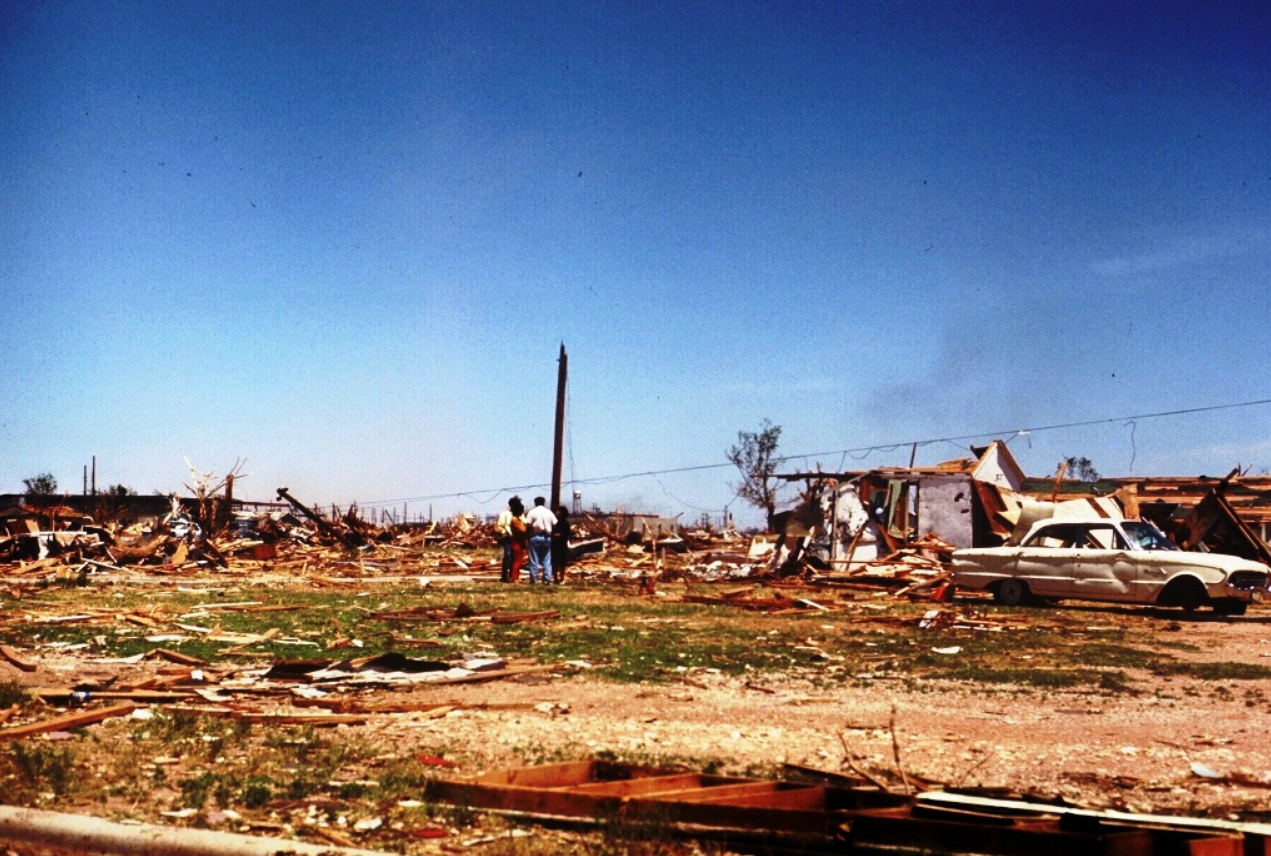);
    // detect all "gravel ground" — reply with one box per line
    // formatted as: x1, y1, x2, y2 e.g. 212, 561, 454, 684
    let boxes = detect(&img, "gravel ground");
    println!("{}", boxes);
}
6, 593, 1271, 855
